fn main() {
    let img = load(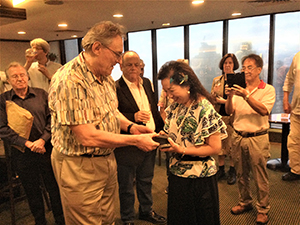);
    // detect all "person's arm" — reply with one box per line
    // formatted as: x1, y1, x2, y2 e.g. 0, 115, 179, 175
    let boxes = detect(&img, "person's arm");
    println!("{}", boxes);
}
37, 64, 52, 80
160, 132, 221, 157
283, 91, 291, 113
69, 123, 159, 152
225, 85, 234, 115
231, 85, 269, 116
